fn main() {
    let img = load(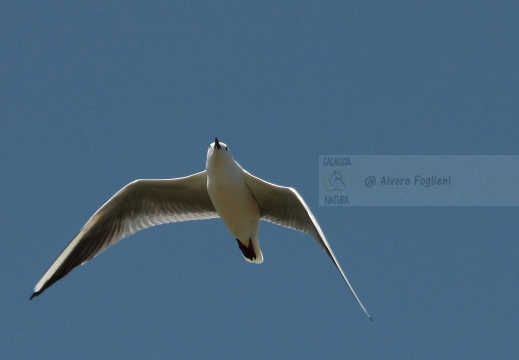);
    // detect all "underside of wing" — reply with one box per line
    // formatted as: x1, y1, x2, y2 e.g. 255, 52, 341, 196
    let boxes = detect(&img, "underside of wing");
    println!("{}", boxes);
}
243, 171, 372, 320
243, 171, 325, 246
32, 171, 217, 298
